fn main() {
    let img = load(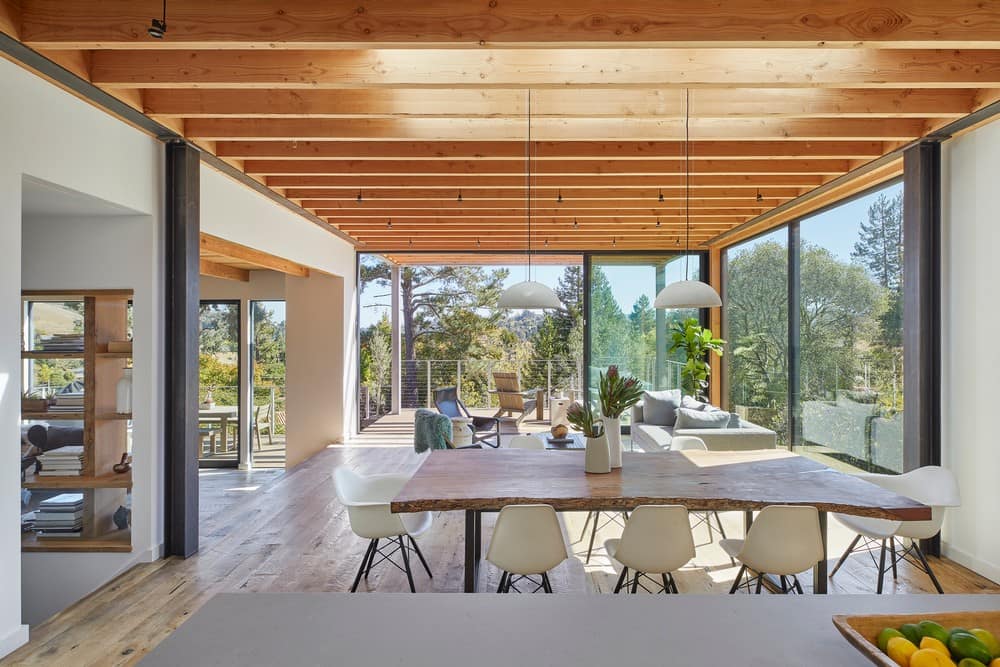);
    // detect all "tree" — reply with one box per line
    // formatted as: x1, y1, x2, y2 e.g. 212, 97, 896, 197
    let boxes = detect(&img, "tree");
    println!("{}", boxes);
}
365, 326, 392, 415
851, 191, 904, 347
